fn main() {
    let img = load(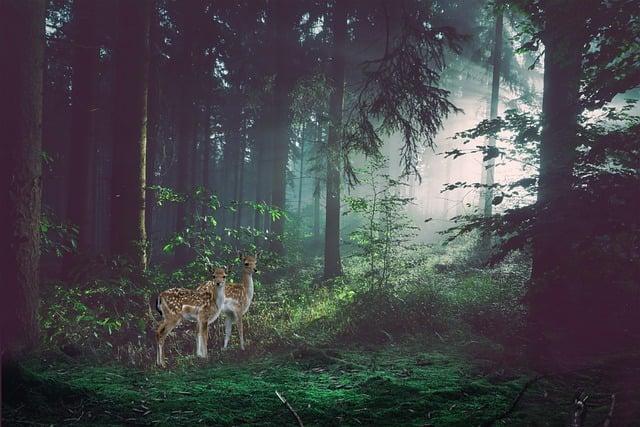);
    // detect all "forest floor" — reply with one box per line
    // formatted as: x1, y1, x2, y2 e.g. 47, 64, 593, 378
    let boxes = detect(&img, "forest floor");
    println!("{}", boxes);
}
3, 338, 594, 426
